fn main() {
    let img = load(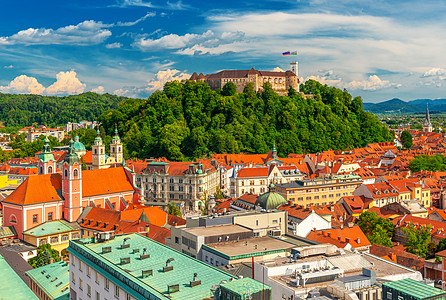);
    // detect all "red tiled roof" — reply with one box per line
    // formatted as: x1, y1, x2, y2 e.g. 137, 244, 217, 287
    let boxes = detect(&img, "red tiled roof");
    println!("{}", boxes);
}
306, 226, 370, 249
3, 173, 62, 205
82, 167, 134, 197
370, 244, 424, 272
